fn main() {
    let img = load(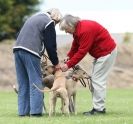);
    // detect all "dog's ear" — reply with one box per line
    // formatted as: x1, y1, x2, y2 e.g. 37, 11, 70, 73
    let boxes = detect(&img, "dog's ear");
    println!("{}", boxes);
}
74, 65, 81, 70
47, 65, 56, 74
52, 65, 55, 69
